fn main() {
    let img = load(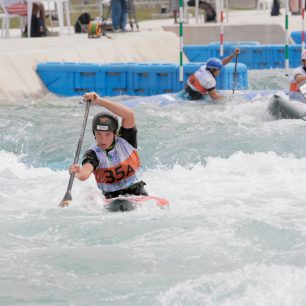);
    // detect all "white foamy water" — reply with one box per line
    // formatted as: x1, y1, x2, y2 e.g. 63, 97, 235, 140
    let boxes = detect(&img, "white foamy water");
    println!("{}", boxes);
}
1, 70, 306, 305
